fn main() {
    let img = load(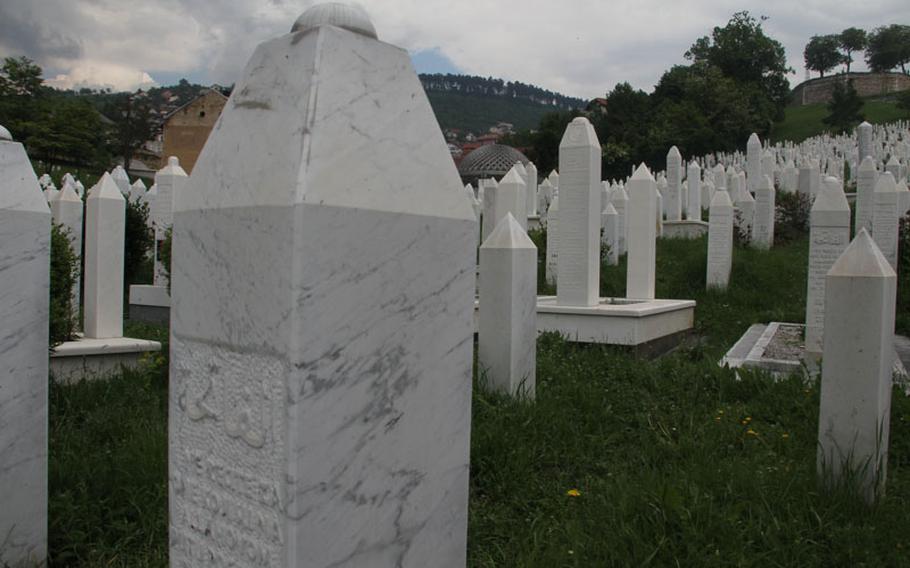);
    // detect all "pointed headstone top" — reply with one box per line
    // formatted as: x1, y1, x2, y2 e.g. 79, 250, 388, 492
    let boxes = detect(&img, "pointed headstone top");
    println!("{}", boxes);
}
481, 212, 535, 249
603, 202, 617, 215
159, 156, 188, 177
90, 172, 126, 201
631, 163, 653, 181
858, 121, 872, 129
560, 116, 599, 148
111, 165, 129, 181
131, 179, 147, 191
54, 182, 82, 203
710, 187, 732, 207
668, 146, 681, 158
874, 172, 897, 193
539, 178, 553, 190
500, 167, 524, 186
829, 229, 896, 278
513, 161, 527, 175
813, 178, 849, 212
748, 133, 761, 146
0, 124, 10, 141
859, 156, 876, 171
291, 2, 377, 39
887, 155, 901, 166
689, 160, 700, 170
